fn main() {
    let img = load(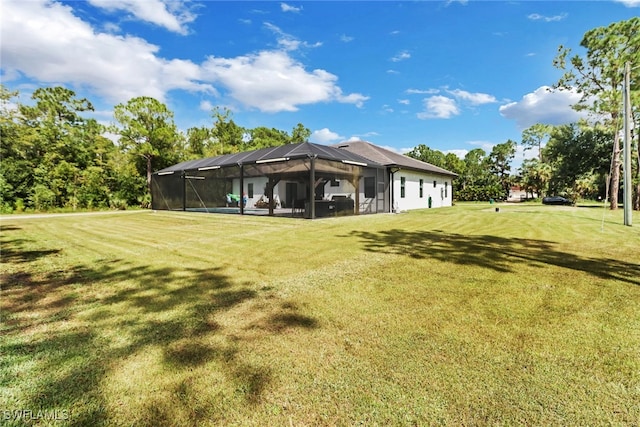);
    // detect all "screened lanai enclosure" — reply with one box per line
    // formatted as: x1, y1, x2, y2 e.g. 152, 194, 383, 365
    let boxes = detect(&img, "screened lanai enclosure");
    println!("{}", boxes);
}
151, 142, 389, 219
